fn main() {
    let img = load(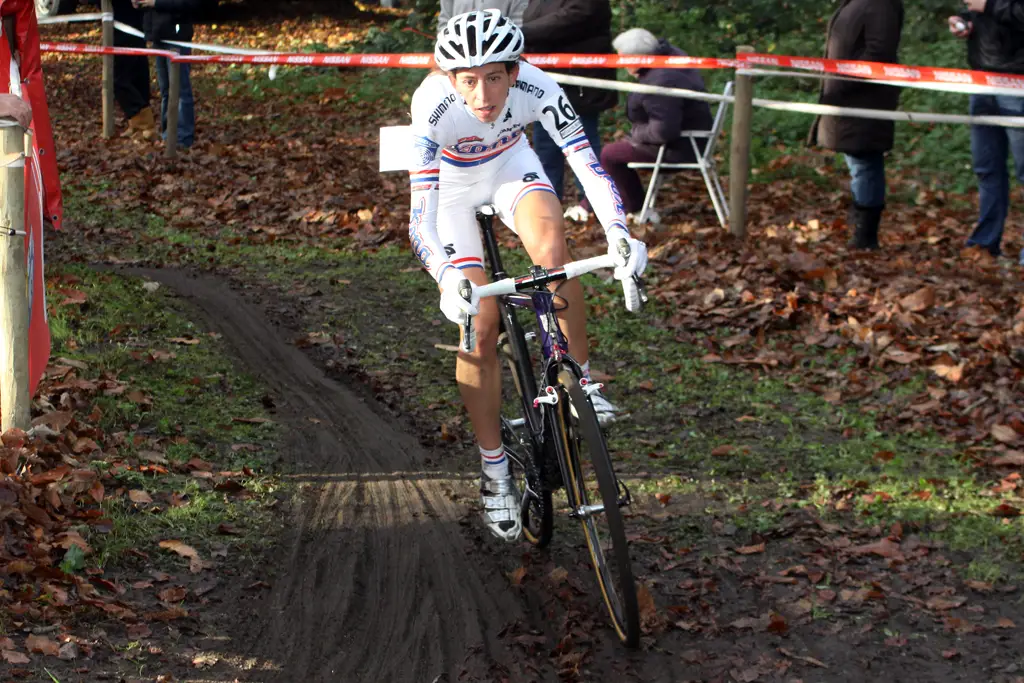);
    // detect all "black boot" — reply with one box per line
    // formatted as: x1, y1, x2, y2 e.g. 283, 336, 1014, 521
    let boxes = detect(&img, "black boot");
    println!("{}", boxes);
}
848, 204, 882, 250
